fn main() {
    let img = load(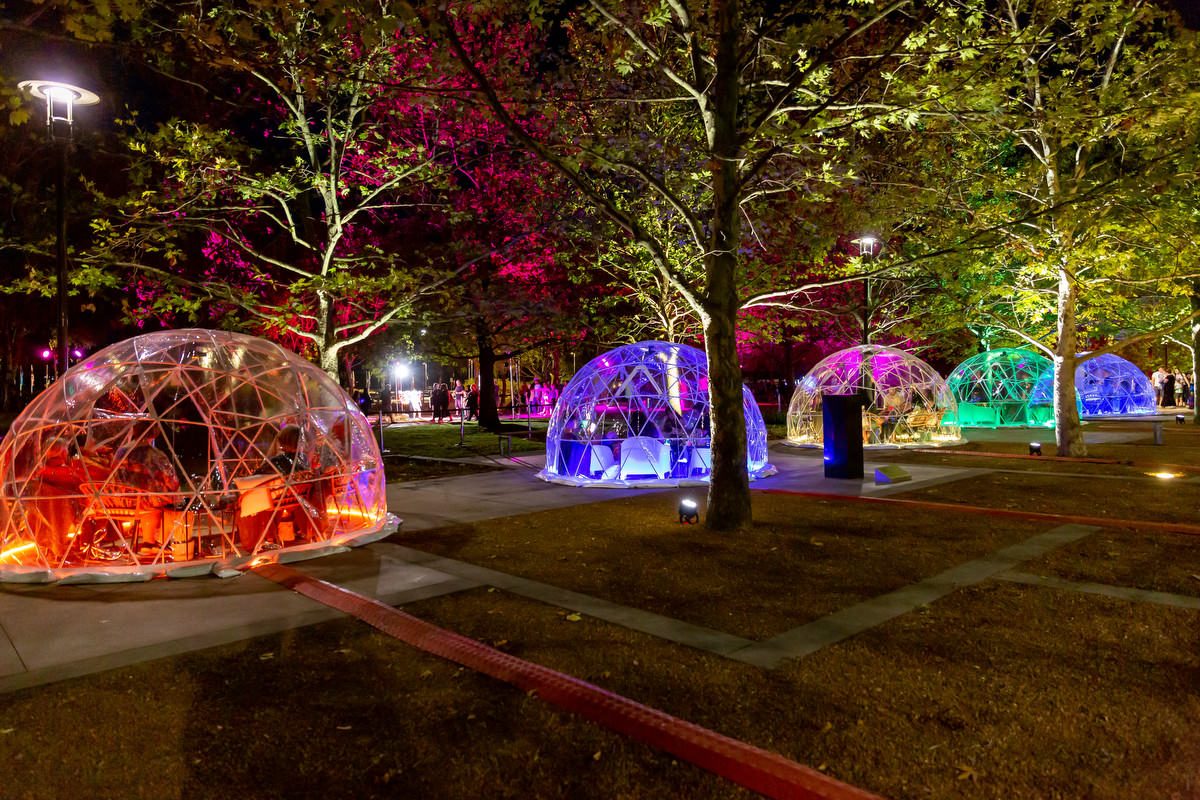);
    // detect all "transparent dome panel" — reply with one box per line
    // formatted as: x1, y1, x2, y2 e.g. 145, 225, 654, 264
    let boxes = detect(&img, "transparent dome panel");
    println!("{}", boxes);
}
538, 341, 773, 487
